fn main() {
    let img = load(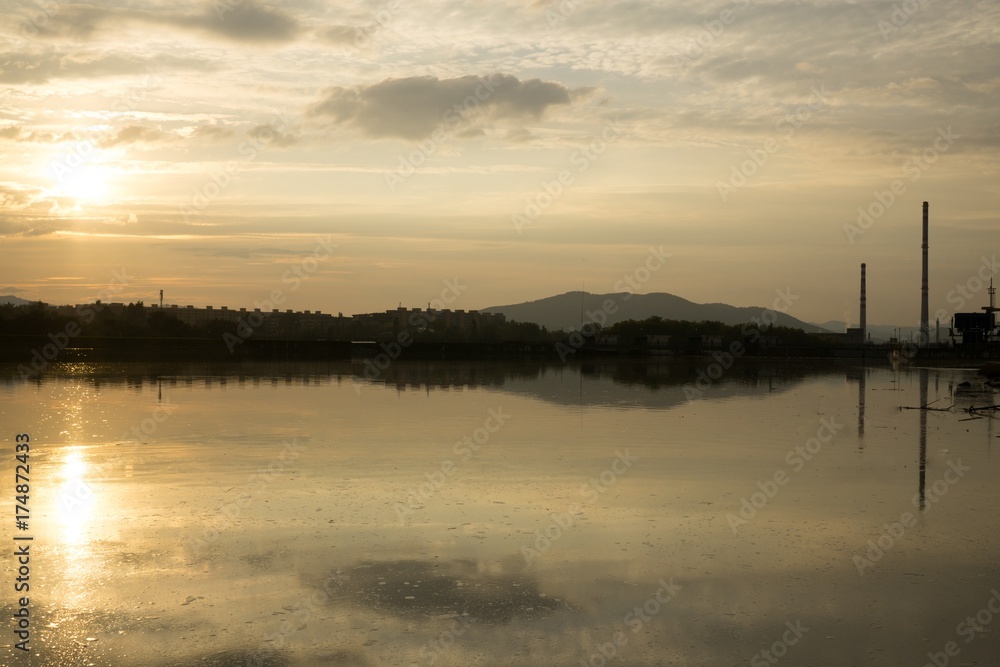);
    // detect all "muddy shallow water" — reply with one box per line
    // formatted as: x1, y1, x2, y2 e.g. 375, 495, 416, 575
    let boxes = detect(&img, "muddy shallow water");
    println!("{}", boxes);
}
1, 360, 998, 666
